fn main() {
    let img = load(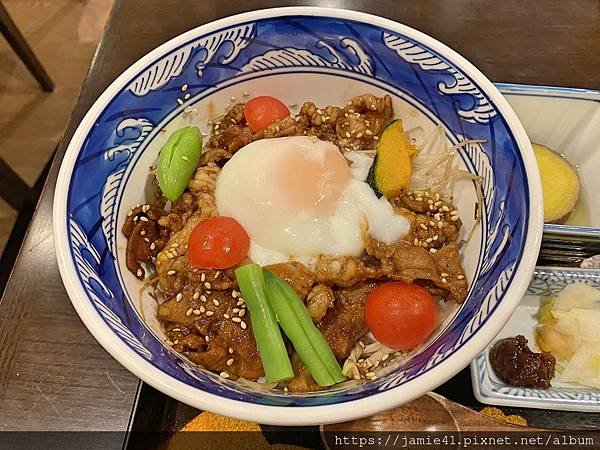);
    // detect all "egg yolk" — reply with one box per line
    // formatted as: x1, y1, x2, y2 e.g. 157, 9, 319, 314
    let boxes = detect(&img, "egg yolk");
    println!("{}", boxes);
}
269, 139, 351, 216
